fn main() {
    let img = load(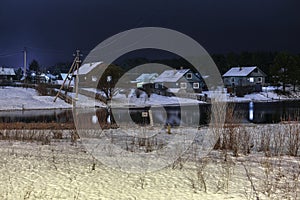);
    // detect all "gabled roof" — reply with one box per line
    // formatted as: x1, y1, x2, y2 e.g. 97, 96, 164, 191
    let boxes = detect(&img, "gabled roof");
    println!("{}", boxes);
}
133, 73, 158, 83
154, 69, 190, 83
223, 66, 261, 77
60, 73, 72, 80
0, 67, 15, 76
74, 61, 104, 75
